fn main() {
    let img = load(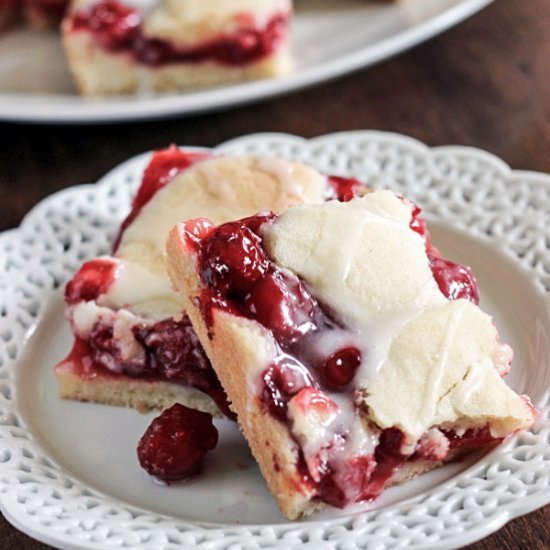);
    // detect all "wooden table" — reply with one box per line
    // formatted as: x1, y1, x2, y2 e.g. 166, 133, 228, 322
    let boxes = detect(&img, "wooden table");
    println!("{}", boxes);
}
1, 0, 549, 547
